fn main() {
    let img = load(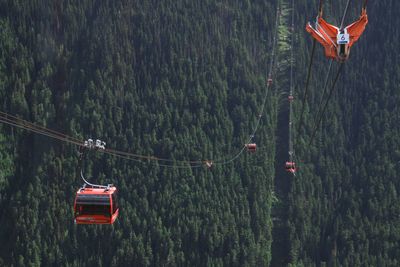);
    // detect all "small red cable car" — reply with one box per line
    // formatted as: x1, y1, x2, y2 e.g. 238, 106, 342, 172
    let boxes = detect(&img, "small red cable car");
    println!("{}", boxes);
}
285, 161, 297, 174
267, 78, 273, 86
74, 185, 119, 225
246, 143, 257, 152
288, 95, 294, 102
